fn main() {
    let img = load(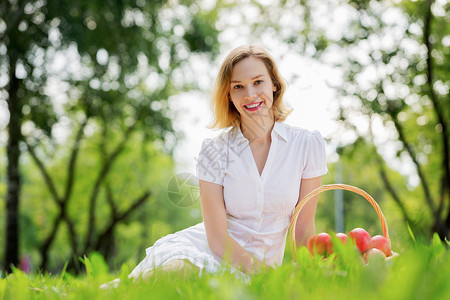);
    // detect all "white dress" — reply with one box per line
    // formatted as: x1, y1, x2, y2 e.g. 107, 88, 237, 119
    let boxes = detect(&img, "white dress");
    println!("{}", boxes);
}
129, 121, 328, 277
